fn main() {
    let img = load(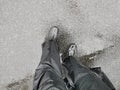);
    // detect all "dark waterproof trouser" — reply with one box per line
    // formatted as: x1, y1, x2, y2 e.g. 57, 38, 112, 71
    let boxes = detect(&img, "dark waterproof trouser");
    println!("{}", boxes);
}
33, 40, 114, 90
